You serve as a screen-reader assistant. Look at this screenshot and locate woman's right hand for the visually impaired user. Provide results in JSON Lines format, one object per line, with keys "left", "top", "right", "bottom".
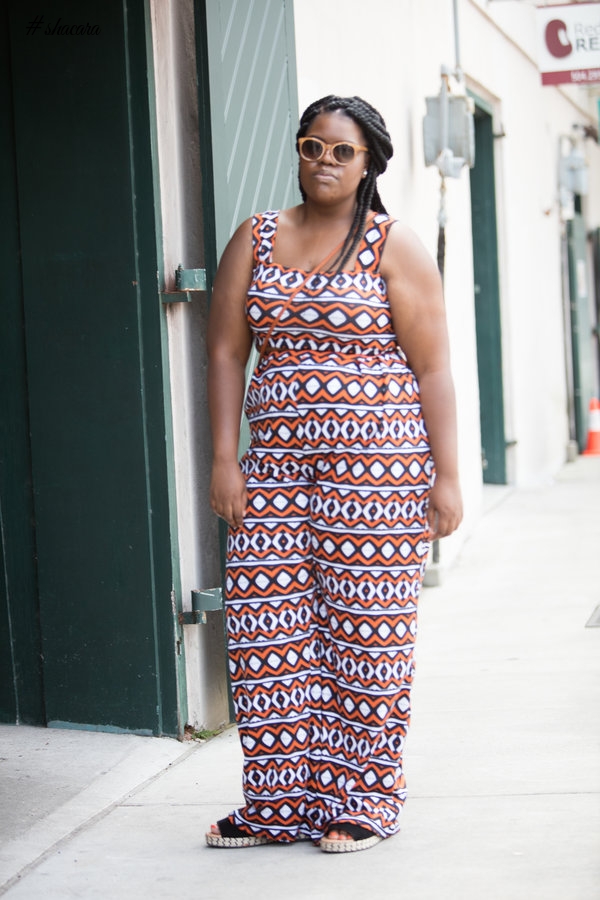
{"left": 210, "top": 459, "right": 248, "bottom": 528}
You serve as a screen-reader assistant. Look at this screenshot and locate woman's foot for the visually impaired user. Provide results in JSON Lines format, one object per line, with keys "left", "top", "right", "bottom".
{"left": 320, "top": 823, "right": 382, "bottom": 853}
{"left": 205, "top": 817, "right": 272, "bottom": 849}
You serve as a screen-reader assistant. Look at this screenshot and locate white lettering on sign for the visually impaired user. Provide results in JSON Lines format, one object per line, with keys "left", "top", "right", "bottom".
{"left": 537, "top": 2, "right": 600, "bottom": 85}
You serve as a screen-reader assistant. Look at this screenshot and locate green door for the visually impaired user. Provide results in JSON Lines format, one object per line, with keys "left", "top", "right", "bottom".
{"left": 1, "top": 0, "right": 180, "bottom": 734}
{"left": 194, "top": 0, "right": 300, "bottom": 571}
{"left": 197, "top": 0, "right": 300, "bottom": 262}
{"left": 0, "top": 20, "right": 44, "bottom": 724}
{"left": 470, "top": 107, "right": 507, "bottom": 484}
{"left": 567, "top": 215, "right": 597, "bottom": 450}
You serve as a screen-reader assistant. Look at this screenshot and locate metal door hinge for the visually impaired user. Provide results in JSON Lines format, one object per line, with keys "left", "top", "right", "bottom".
{"left": 175, "top": 266, "right": 206, "bottom": 291}
{"left": 179, "top": 588, "right": 223, "bottom": 625}
{"left": 161, "top": 266, "right": 207, "bottom": 303}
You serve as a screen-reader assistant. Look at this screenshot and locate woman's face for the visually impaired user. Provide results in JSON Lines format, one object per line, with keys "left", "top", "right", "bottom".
{"left": 299, "top": 110, "right": 369, "bottom": 206}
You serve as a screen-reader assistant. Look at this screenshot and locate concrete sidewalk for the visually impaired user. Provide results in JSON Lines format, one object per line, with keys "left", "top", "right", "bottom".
{"left": 1, "top": 457, "right": 599, "bottom": 899}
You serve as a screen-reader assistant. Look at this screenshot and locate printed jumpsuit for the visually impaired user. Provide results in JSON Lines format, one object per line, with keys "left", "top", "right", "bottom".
{"left": 224, "top": 210, "right": 433, "bottom": 843}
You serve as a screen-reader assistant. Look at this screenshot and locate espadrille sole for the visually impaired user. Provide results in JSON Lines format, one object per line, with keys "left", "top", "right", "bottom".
{"left": 205, "top": 831, "right": 271, "bottom": 849}
{"left": 319, "top": 834, "right": 382, "bottom": 853}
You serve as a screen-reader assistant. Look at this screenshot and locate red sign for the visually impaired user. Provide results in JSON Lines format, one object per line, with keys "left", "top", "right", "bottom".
{"left": 537, "top": 2, "right": 600, "bottom": 86}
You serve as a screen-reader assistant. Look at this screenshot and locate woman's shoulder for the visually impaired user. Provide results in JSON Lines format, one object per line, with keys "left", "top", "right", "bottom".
{"left": 253, "top": 206, "right": 305, "bottom": 242}
{"left": 232, "top": 209, "right": 280, "bottom": 235}
{"left": 381, "top": 220, "right": 441, "bottom": 282}
{"left": 372, "top": 210, "right": 394, "bottom": 223}
{"left": 228, "top": 211, "right": 279, "bottom": 245}
{"left": 369, "top": 211, "right": 397, "bottom": 241}
{"left": 383, "top": 219, "right": 427, "bottom": 251}
{"left": 252, "top": 209, "right": 280, "bottom": 223}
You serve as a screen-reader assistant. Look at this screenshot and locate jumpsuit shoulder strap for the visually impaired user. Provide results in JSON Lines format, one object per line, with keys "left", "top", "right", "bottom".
{"left": 356, "top": 213, "right": 396, "bottom": 272}
{"left": 251, "top": 210, "right": 280, "bottom": 266}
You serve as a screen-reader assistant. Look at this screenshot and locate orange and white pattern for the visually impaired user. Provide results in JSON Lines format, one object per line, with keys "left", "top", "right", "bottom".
{"left": 224, "top": 211, "right": 433, "bottom": 842}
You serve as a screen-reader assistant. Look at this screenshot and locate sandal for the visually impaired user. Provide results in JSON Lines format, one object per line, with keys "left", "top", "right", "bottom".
{"left": 205, "top": 816, "right": 272, "bottom": 849}
{"left": 320, "top": 822, "right": 382, "bottom": 854}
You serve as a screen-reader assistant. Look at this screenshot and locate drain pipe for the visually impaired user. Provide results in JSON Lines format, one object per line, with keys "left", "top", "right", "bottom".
{"left": 453, "top": 0, "right": 462, "bottom": 83}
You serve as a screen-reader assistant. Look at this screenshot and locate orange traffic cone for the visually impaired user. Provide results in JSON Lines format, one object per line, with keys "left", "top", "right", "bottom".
{"left": 583, "top": 397, "right": 600, "bottom": 456}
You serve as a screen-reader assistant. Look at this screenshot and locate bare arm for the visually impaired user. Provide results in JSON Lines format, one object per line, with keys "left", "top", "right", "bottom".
{"left": 206, "top": 218, "right": 254, "bottom": 527}
{"left": 382, "top": 223, "right": 463, "bottom": 539}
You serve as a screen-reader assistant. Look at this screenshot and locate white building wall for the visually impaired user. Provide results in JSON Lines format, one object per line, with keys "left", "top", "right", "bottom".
{"left": 147, "top": 0, "right": 600, "bottom": 725}
{"left": 460, "top": 0, "right": 600, "bottom": 484}
{"left": 294, "top": 0, "right": 483, "bottom": 568}
{"left": 293, "top": 0, "right": 600, "bottom": 559}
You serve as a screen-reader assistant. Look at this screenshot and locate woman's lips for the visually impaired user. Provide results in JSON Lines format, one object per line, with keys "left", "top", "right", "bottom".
{"left": 314, "top": 169, "right": 337, "bottom": 181}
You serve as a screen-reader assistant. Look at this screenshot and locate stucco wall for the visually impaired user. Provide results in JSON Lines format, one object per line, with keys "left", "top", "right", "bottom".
{"left": 294, "top": 0, "right": 482, "bottom": 567}
{"left": 293, "top": 0, "right": 600, "bottom": 554}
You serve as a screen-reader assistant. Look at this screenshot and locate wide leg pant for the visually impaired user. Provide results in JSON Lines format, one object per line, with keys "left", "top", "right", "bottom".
{"left": 224, "top": 442, "right": 432, "bottom": 843}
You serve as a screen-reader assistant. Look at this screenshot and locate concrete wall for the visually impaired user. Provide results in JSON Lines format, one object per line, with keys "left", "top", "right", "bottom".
{"left": 293, "top": 0, "right": 600, "bottom": 566}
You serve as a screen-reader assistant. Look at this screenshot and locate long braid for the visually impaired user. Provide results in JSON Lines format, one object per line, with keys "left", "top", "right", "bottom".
{"left": 296, "top": 95, "right": 394, "bottom": 271}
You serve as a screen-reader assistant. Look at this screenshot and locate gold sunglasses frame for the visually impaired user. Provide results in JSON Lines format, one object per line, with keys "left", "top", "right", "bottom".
{"left": 298, "top": 137, "right": 369, "bottom": 165}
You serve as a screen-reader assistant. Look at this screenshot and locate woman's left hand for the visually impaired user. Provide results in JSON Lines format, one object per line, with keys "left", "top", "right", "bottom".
{"left": 426, "top": 475, "right": 463, "bottom": 540}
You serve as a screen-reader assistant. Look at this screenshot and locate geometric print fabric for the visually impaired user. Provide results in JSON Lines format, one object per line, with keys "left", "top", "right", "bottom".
{"left": 224, "top": 211, "right": 433, "bottom": 842}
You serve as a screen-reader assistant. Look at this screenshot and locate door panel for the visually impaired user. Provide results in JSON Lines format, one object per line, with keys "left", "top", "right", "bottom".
{"left": 567, "top": 216, "right": 597, "bottom": 450}
{"left": 200, "top": 0, "right": 300, "bottom": 259}
{"left": 195, "top": 0, "right": 300, "bottom": 537}
{"left": 2, "top": 0, "right": 179, "bottom": 734}
{"left": 470, "top": 108, "right": 507, "bottom": 484}
{"left": 0, "top": 8, "right": 45, "bottom": 725}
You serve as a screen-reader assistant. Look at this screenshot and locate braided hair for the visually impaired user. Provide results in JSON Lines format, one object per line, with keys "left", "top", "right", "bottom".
{"left": 296, "top": 95, "right": 394, "bottom": 271}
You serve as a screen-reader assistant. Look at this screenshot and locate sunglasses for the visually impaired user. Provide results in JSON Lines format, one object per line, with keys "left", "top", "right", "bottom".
{"left": 298, "top": 136, "right": 368, "bottom": 165}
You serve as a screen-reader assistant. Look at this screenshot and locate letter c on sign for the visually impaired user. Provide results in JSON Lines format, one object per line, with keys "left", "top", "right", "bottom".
{"left": 545, "top": 19, "right": 572, "bottom": 58}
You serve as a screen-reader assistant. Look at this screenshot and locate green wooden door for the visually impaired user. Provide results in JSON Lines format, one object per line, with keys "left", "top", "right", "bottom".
{"left": 194, "top": 0, "right": 300, "bottom": 577}
{"left": 197, "top": 0, "right": 300, "bottom": 262}
{"left": 0, "top": 16, "right": 44, "bottom": 724}
{"left": 470, "top": 107, "right": 507, "bottom": 484}
{"left": 1, "top": 0, "right": 180, "bottom": 734}
{"left": 567, "top": 215, "right": 597, "bottom": 450}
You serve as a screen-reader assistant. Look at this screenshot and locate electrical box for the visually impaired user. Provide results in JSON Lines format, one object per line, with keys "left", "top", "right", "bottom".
{"left": 559, "top": 147, "right": 589, "bottom": 196}
{"left": 423, "top": 93, "right": 475, "bottom": 174}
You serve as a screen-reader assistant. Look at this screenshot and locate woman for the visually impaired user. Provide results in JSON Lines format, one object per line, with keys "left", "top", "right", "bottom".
{"left": 206, "top": 95, "right": 462, "bottom": 853}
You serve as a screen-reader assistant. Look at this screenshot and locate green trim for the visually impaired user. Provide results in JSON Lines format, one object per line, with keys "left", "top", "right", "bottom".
{"left": 467, "top": 88, "right": 494, "bottom": 119}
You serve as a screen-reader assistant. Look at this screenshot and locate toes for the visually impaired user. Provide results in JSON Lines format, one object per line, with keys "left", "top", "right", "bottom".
{"left": 326, "top": 829, "right": 352, "bottom": 841}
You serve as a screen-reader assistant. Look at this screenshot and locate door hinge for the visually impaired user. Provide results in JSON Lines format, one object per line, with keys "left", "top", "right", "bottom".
{"left": 179, "top": 588, "right": 223, "bottom": 625}
{"left": 161, "top": 266, "right": 207, "bottom": 303}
